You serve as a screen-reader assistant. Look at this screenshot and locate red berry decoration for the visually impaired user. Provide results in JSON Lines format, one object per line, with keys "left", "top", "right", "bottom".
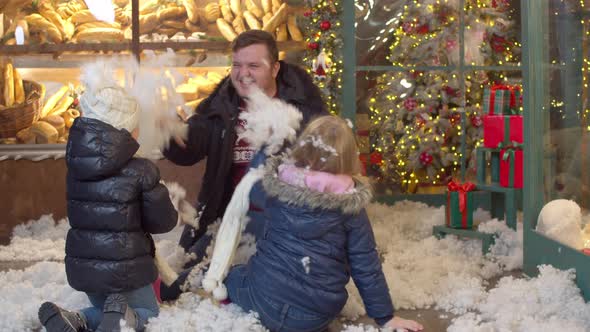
{"left": 404, "top": 97, "right": 418, "bottom": 111}
{"left": 320, "top": 20, "right": 331, "bottom": 31}
{"left": 307, "top": 42, "right": 319, "bottom": 50}
{"left": 470, "top": 115, "right": 483, "bottom": 127}
{"left": 303, "top": 11, "right": 313, "bottom": 17}
{"left": 419, "top": 152, "right": 433, "bottom": 166}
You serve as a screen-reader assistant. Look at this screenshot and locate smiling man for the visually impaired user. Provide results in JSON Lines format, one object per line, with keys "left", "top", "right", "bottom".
{"left": 163, "top": 30, "right": 327, "bottom": 259}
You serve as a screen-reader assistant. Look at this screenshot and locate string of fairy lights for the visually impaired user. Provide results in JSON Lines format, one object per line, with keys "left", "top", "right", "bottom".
{"left": 368, "top": 0, "right": 521, "bottom": 191}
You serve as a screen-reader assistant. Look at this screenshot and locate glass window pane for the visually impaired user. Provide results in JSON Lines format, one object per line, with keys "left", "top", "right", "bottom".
{"left": 542, "top": 0, "right": 590, "bottom": 249}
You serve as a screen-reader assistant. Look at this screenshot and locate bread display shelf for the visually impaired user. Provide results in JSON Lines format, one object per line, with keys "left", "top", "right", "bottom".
{"left": 0, "top": 143, "right": 66, "bottom": 161}
{"left": 0, "top": 40, "right": 305, "bottom": 55}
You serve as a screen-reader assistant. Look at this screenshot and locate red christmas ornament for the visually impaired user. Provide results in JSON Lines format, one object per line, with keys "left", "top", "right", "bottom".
{"left": 450, "top": 112, "right": 462, "bottom": 125}
{"left": 404, "top": 97, "right": 418, "bottom": 111}
{"left": 470, "top": 115, "right": 483, "bottom": 127}
{"left": 491, "top": 34, "right": 508, "bottom": 53}
{"left": 307, "top": 42, "right": 319, "bottom": 50}
{"left": 303, "top": 10, "right": 313, "bottom": 17}
{"left": 369, "top": 151, "right": 383, "bottom": 165}
{"left": 419, "top": 152, "right": 433, "bottom": 166}
{"left": 417, "top": 24, "right": 429, "bottom": 34}
{"left": 443, "top": 86, "right": 459, "bottom": 98}
{"left": 320, "top": 20, "right": 331, "bottom": 31}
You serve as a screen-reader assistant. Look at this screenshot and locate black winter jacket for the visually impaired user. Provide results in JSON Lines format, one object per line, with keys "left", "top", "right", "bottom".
{"left": 65, "top": 117, "right": 177, "bottom": 294}
{"left": 163, "top": 61, "right": 327, "bottom": 251}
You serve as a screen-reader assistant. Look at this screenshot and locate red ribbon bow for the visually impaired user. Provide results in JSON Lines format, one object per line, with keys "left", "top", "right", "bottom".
{"left": 447, "top": 180, "right": 476, "bottom": 213}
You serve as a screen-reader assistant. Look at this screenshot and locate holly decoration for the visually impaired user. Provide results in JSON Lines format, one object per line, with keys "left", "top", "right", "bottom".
{"left": 419, "top": 152, "right": 434, "bottom": 166}
{"left": 320, "top": 20, "right": 331, "bottom": 31}
{"left": 307, "top": 42, "right": 319, "bottom": 50}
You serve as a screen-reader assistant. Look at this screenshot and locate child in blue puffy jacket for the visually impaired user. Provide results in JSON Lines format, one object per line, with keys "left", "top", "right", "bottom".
{"left": 224, "top": 115, "right": 423, "bottom": 332}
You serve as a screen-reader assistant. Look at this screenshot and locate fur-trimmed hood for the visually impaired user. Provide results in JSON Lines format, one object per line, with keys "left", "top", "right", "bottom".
{"left": 261, "top": 156, "right": 373, "bottom": 215}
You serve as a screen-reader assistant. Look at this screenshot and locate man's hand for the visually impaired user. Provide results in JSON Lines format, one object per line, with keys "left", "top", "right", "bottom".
{"left": 385, "top": 316, "right": 424, "bottom": 331}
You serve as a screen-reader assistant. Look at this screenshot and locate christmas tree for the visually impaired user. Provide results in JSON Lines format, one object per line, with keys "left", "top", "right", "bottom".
{"left": 370, "top": 0, "right": 520, "bottom": 192}
{"left": 302, "top": 0, "right": 342, "bottom": 114}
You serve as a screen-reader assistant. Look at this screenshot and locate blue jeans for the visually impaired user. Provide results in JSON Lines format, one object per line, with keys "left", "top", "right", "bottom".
{"left": 225, "top": 265, "right": 332, "bottom": 332}
{"left": 80, "top": 284, "right": 159, "bottom": 331}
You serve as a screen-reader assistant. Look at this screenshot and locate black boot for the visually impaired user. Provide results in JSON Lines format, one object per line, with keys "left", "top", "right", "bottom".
{"left": 38, "top": 302, "right": 87, "bottom": 332}
{"left": 96, "top": 294, "right": 128, "bottom": 332}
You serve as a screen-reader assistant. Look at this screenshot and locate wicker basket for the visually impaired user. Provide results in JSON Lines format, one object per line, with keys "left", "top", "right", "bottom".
{"left": 0, "top": 80, "right": 42, "bottom": 139}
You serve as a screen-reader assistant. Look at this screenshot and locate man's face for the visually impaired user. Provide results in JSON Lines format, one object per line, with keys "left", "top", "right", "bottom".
{"left": 230, "top": 44, "right": 280, "bottom": 98}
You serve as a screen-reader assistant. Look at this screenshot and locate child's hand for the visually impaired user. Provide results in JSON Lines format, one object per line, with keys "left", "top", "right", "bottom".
{"left": 385, "top": 316, "right": 424, "bottom": 331}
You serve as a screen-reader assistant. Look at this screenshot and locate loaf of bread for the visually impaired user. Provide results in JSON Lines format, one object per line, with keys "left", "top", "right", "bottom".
{"left": 219, "top": 0, "right": 234, "bottom": 22}
{"left": 182, "top": 0, "right": 199, "bottom": 24}
{"left": 245, "top": 0, "right": 264, "bottom": 19}
{"left": 76, "top": 21, "right": 122, "bottom": 32}
{"left": 261, "top": 0, "right": 272, "bottom": 14}
{"left": 262, "top": 3, "right": 287, "bottom": 33}
{"left": 230, "top": 0, "right": 242, "bottom": 17}
{"left": 232, "top": 15, "right": 246, "bottom": 34}
{"left": 74, "top": 28, "right": 124, "bottom": 42}
{"left": 41, "top": 115, "right": 66, "bottom": 136}
{"left": 3, "top": 61, "right": 14, "bottom": 107}
{"left": 139, "top": 13, "right": 159, "bottom": 34}
{"left": 25, "top": 14, "right": 63, "bottom": 43}
{"left": 16, "top": 127, "right": 36, "bottom": 144}
{"left": 216, "top": 18, "right": 237, "bottom": 42}
{"left": 276, "top": 23, "right": 288, "bottom": 41}
{"left": 162, "top": 20, "right": 185, "bottom": 30}
{"left": 39, "top": 2, "right": 67, "bottom": 39}
{"left": 243, "top": 11, "right": 261, "bottom": 30}
{"left": 30, "top": 121, "right": 59, "bottom": 144}
{"left": 13, "top": 65, "right": 24, "bottom": 104}
{"left": 287, "top": 16, "right": 303, "bottom": 41}
{"left": 70, "top": 10, "right": 98, "bottom": 24}
{"left": 157, "top": 7, "right": 187, "bottom": 22}
{"left": 204, "top": 3, "right": 221, "bottom": 23}
{"left": 184, "top": 19, "right": 200, "bottom": 32}
{"left": 272, "top": 0, "right": 282, "bottom": 13}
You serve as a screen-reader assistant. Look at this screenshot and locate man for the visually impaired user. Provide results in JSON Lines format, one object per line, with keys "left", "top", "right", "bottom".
{"left": 164, "top": 30, "right": 327, "bottom": 256}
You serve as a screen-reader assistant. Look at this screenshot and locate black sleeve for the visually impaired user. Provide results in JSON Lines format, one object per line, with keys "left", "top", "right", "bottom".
{"left": 138, "top": 161, "right": 178, "bottom": 234}
{"left": 162, "top": 111, "right": 212, "bottom": 166}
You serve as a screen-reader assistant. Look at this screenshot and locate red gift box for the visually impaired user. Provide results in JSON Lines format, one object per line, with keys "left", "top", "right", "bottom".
{"left": 483, "top": 115, "right": 523, "bottom": 148}
{"left": 500, "top": 148, "right": 523, "bottom": 188}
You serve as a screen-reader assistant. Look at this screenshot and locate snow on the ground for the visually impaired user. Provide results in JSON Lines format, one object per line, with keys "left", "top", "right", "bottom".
{"left": 0, "top": 194, "right": 588, "bottom": 331}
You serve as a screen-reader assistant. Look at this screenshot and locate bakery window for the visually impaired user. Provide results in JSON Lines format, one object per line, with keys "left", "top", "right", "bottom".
{"left": 0, "top": 0, "right": 306, "bottom": 159}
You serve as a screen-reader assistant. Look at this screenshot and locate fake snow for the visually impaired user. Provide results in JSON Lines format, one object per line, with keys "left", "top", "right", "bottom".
{"left": 0, "top": 194, "right": 589, "bottom": 331}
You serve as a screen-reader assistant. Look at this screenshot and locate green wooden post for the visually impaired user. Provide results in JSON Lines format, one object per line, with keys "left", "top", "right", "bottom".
{"left": 341, "top": 0, "right": 355, "bottom": 123}
{"left": 477, "top": 148, "right": 486, "bottom": 183}
{"left": 490, "top": 151, "right": 500, "bottom": 183}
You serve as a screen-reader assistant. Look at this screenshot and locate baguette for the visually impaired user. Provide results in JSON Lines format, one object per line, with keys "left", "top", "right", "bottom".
{"left": 63, "top": 20, "right": 75, "bottom": 40}
{"left": 204, "top": 3, "right": 221, "bottom": 23}
{"left": 182, "top": 0, "right": 199, "bottom": 24}
{"left": 262, "top": 3, "right": 287, "bottom": 33}
{"left": 219, "top": 0, "right": 234, "bottom": 22}
{"left": 3, "top": 61, "right": 14, "bottom": 107}
{"left": 40, "top": 86, "right": 69, "bottom": 118}
{"left": 276, "top": 23, "right": 287, "bottom": 41}
{"left": 74, "top": 27, "right": 124, "bottom": 42}
{"left": 245, "top": 0, "right": 264, "bottom": 19}
{"left": 261, "top": 0, "right": 271, "bottom": 14}
{"left": 70, "top": 10, "right": 97, "bottom": 24}
{"left": 286, "top": 15, "right": 302, "bottom": 41}
{"left": 157, "top": 7, "right": 187, "bottom": 22}
{"left": 232, "top": 15, "right": 246, "bottom": 34}
{"left": 230, "top": 0, "right": 241, "bottom": 17}
{"left": 39, "top": 2, "right": 67, "bottom": 38}
{"left": 216, "top": 18, "right": 237, "bottom": 41}
{"left": 271, "top": 0, "right": 281, "bottom": 13}
{"left": 25, "top": 14, "right": 63, "bottom": 43}
{"left": 243, "top": 11, "right": 261, "bottom": 30}
{"left": 13, "top": 65, "right": 24, "bottom": 104}
{"left": 262, "top": 12, "right": 272, "bottom": 28}
{"left": 47, "top": 96, "right": 74, "bottom": 117}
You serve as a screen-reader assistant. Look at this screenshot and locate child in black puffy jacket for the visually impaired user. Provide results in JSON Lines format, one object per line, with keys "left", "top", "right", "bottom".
{"left": 38, "top": 81, "right": 177, "bottom": 332}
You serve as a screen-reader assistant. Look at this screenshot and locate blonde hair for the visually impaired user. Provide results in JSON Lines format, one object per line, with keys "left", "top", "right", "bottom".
{"left": 290, "top": 115, "right": 361, "bottom": 175}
